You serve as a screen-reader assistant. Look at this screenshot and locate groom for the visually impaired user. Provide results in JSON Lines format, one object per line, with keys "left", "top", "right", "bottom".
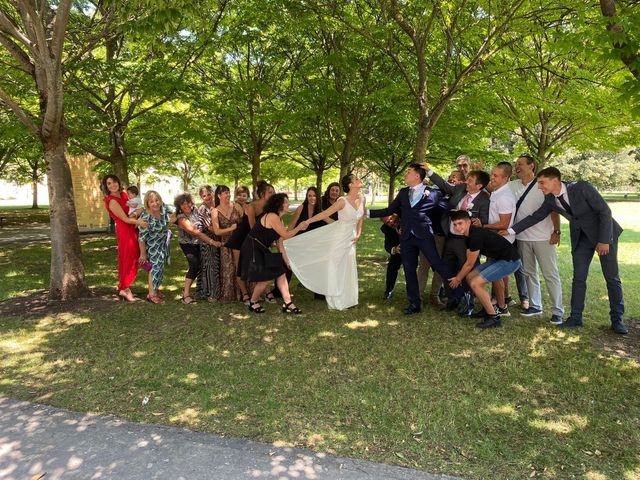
{"left": 370, "top": 163, "right": 463, "bottom": 314}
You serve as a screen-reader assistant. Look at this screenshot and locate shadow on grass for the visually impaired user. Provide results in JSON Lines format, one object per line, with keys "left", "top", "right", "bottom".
{"left": 0, "top": 221, "right": 639, "bottom": 479}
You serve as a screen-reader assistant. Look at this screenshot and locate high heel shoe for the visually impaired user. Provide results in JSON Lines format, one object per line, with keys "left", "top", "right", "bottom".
{"left": 282, "top": 302, "right": 302, "bottom": 314}
{"left": 118, "top": 290, "right": 136, "bottom": 302}
{"left": 241, "top": 293, "right": 251, "bottom": 306}
{"left": 248, "top": 300, "right": 265, "bottom": 313}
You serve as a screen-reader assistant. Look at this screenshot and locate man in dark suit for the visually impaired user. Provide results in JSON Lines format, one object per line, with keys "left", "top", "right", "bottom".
{"left": 505, "top": 167, "right": 627, "bottom": 334}
{"left": 370, "top": 163, "right": 462, "bottom": 314}
{"left": 426, "top": 167, "right": 491, "bottom": 313}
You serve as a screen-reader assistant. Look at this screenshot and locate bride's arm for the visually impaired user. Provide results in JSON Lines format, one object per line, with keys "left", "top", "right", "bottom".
{"left": 306, "top": 197, "right": 345, "bottom": 225}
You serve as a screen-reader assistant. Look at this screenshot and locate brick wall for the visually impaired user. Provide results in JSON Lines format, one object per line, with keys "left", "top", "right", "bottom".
{"left": 68, "top": 154, "right": 109, "bottom": 230}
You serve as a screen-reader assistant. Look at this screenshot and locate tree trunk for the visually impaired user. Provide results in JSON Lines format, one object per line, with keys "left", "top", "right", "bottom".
{"left": 251, "top": 149, "right": 261, "bottom": 195}
{"left": 388, "top": 171, "right": 396, "bottom": 205}
{"left": 413, "top": 106, "right": 431, "bottom": 163}
{"left": 293, "top": 177, "right": 298, "bottom": 201}
{"left": 31, "top": 164, "right": 38, "bottom": 209}
{"left": 111, "top": 126, "right": 129, "bottom": 186}
{"left": 315, "top": 169, "right": 323, "bottom": 193}
{"left": 45, "top": 139, "right": 88, "bottom": 301}
{"left": 600, "top": 0, "right": 640, "bottom": 79}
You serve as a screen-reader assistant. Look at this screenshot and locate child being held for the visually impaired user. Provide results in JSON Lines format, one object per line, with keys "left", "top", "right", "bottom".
{"left": 126, "top": 185, "right": 143, "bottom": 217}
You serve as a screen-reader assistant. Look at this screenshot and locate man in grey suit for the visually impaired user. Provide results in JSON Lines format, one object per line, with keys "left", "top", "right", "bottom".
{"left": 426, "top": 167, "right": 491, "bottom": 313}
{"left": 505, "top": 167, "right": 627, "bottom": 334}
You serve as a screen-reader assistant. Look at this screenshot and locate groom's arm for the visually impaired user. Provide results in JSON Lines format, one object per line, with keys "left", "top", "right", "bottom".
{"left": 369, "top": 191, "right": 402, "bottom": 219}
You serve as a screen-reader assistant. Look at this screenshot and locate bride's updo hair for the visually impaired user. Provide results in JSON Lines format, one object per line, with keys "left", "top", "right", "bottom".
{"left": 341, "top": 173, "right": 355, "bottom": 193}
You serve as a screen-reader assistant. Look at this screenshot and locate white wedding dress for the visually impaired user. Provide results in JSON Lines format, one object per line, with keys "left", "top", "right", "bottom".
{"left": 284, "top": 196, "right": 363, "bottom": 310}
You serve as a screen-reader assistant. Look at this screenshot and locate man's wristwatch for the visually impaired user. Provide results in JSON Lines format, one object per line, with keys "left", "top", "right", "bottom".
{"left": 553, "top": 229, "right": 561, "bottom": 235}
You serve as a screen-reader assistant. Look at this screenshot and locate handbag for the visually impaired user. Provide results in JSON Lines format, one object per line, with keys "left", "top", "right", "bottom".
{"left": 249, "top": 235, "right": 283, "bottom": 269}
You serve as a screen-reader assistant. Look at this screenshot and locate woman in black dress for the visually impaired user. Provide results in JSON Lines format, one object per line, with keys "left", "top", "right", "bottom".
{"left": 288, "top": 187, "right": 327, "bottom": 233}
{"left": 226, "top": 181, "right": 274, "bottom": 303}
{"left": 239, "top": 193, "right": 307, "bottom": 314}
{"left": 321, "top": 182, "right": 341, "bottom": 222}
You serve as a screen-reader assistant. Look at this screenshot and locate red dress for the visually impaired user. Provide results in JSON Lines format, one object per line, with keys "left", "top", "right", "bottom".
{"left": 105, "top": 192, "right": 139, "bottom": 290}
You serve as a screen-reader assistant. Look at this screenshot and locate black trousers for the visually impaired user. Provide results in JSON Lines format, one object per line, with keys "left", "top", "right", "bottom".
{"left": 402, "top": 233, "right": 461, "bottom": 308}
{"left": 385, "top": 253, "right": 403, "bottom": 294}
{"left": 180, "top": 243, "right": 201, "bottom": 280}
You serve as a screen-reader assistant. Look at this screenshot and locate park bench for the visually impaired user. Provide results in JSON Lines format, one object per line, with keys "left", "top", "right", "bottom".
{"left": 0, "top": 215, "right": 6, "bottom": 228}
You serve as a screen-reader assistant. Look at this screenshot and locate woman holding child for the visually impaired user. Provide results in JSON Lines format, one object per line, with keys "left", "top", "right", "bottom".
{"left": 102, "top": 174, "right": 148, "bottom": 302}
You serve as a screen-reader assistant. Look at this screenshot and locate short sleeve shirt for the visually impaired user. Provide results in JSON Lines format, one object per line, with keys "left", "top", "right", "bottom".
{"left": 489, "top": 183, "right": 516, "bottom": 243}
{"left": 468, "top": 226, "right": 520, "bottom": 261}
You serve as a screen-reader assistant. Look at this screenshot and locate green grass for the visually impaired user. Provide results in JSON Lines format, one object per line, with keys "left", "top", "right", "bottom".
{"left": 0, "top": 204, "right": 639, "bottom": 479}
{"left": 0, "top": 205, "right": 50, "bottom": 225}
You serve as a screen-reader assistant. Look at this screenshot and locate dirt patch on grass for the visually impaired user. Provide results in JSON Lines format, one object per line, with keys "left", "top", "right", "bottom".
{"left": 0, "top": 288, "right": 120, "bottom": 318}
{"left": 594, "top": 318, "right": 640, "bottom": 362}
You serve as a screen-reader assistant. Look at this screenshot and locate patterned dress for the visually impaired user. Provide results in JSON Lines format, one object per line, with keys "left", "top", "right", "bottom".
{"left": 197, "top": 203, "right": 221, "bottom": 300}
{"left": 138, "top": 205, "right": 172, "bottom": 291}
{"left": 216, "top": 205, "right": 242, "bottom": 302}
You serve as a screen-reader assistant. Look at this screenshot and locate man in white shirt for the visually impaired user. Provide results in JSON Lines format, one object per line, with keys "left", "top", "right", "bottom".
{"left": 472, "top": 162, "right": 518, "bottom": 316}
{"left": 508, "top": 154, "right": 564, "bottom": 324}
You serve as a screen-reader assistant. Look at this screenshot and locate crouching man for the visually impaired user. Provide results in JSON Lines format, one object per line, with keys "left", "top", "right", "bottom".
{"left": 447, "top": 210, "right": 522, "bottom": 329}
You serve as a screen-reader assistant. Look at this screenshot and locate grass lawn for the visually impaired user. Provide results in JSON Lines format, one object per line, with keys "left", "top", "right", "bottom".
{"left": 0, "top": 203, "right": 639, "bottom": 479}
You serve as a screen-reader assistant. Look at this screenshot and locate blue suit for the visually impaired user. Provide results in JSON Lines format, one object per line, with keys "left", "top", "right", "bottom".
{"left": 370, "top": 186, "right": 461, "bottom": 308}
{"left": 512, "top": 181, "right": 624, "bottom": 324}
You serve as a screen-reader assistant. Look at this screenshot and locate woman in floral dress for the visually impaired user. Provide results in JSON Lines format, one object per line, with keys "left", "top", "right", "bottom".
{"left": 138, "top": 191, "right": 174, "bottom": 303}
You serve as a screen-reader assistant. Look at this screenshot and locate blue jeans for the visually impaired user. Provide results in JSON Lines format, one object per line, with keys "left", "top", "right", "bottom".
{"left": 570, "top": 232, "right": 624, "bottom": 324}
{"left": 476, "top": 259, "right": 522, "bottom": 283}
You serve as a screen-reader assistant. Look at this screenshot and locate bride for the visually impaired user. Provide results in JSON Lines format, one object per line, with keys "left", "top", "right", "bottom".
{"left": 283, "top": 173, "right": 365, "bottom": 310}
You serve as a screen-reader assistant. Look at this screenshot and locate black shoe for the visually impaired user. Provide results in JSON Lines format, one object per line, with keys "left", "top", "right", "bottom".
{"left": 559, "top": 318, "right": 583, "bottom": 328}
{"left": 403, "top": 304, "right": 421, "bottom": 315}
{"left": 477, "top": 314, "right": 501, "bottom": 329}
{"left": 470, "top": 308, "right": 488, "bottom": 319}
{"left": 612, "top": 321, "right": 629, "bottom": 335}
{"left": 383, "top": 291, "right": 393, "bottom": 300}
{"left": 496, "top": 305, "right": 511, "bottom": 317}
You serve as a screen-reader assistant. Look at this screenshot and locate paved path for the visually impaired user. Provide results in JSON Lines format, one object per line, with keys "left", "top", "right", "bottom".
{"left": 0, "top": 397, "right": 460, "bottom": 480}
{"left": 0, "top": 225, "right": 50, "bottom": 245}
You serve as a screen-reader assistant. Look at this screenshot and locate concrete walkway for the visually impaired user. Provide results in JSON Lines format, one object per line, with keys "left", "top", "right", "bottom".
{"left": 0, "top": 397, "right": 460, "bottom": 480}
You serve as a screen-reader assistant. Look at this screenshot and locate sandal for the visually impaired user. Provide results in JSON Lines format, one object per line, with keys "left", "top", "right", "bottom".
{"left": 181, "top": 296, "right": 197, "bottom": 304}
{"left": 146, "top": 294, "right": 164, "bottom": 304}
{"left": 264, "top": 292, "right": 277, "bottom": 303}
{"left": 248, "top": 300, "right": 265, "bottom": 313}
{"left": 282, "top": 301, "right": 302, "bottom": 314}
{"left": 241, "top": 293, "right": 251, "bottom": 306}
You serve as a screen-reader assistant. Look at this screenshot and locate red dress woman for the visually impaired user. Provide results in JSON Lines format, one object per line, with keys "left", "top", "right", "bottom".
{"left": 102, "top": 175, "right": 148, "bottom": 301}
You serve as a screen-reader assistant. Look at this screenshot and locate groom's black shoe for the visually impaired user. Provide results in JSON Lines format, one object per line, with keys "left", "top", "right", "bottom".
{"left": 403, "top": 304, "right": 421, "bottom": 315}
{"left": 383, "top": 290, "right": 393, "bottom": 300}
{"left": 611, "top": 320, "right": 629, "bottom": 335}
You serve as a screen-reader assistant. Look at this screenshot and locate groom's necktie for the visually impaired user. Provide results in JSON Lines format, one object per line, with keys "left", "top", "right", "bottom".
{"left": 408, "top": 187, "right": 414, "bottom": 204}
{"left": 557, "top": 194, "right": 573, "bottom": 216}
